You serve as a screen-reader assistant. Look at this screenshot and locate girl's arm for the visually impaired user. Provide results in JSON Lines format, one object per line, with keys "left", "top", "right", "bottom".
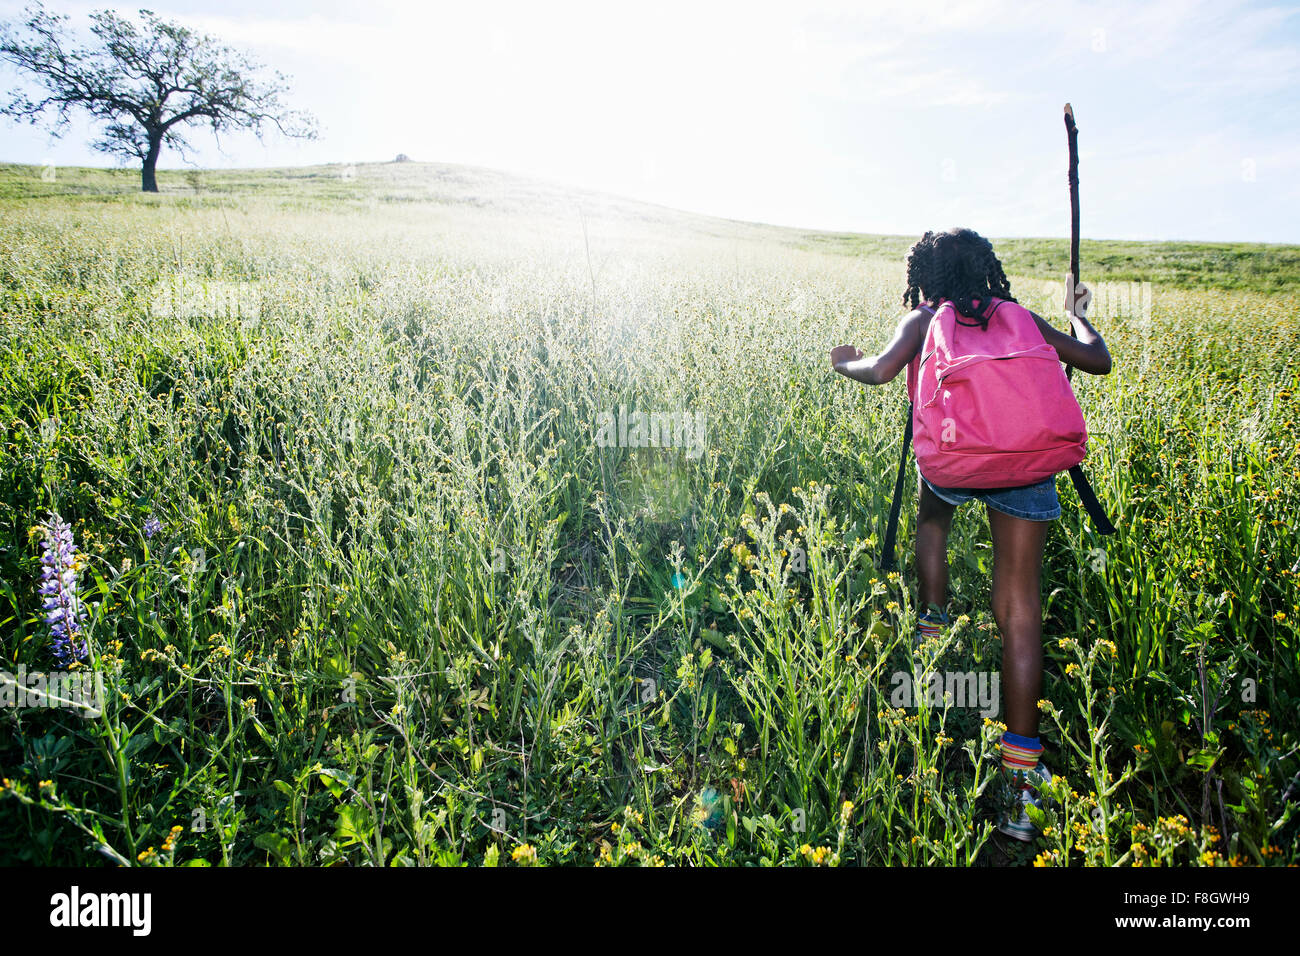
{"left": 831, "top": 308, "right": 929, "bottom": 385}
{"left": 1029, "top": 281, "right": 1112, "bottom": 375}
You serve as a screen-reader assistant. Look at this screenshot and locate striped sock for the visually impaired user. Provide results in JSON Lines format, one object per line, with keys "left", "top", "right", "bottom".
{"left": 915, "top": 606, "right": 948, "bottom": 643}
{"left": 1000, "top": 731, "right": 1043, "bottom": 789}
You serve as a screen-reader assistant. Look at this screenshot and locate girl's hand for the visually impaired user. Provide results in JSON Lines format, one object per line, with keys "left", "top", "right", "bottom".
{"left": 1066, "top": 278, "right": 1092, "bottom": 320}
{"left": 1032, "top": 281, "right": 1112, "bottom": 374}
{"left": 834, "top": 310, "right": 927, "bottom": 386}
{"left": 830, "top": 344, "right": 862, "bottom": 374}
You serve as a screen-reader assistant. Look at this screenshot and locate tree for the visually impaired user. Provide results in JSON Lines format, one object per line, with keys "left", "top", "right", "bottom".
{"left": 1, "top": 3, "right": 317, "bottom": 192}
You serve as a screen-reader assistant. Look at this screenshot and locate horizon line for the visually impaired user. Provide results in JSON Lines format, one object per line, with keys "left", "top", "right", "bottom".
{"left": 1, "top": 158, "right": 1294, "bottom": 250}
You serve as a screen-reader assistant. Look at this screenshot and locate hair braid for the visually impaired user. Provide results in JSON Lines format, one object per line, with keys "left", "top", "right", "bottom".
{"left": 902, "top": 230, "right": 937, "bottom": 311}
{"left": 901, "top": 227, "right": 1016, "bottom": 330}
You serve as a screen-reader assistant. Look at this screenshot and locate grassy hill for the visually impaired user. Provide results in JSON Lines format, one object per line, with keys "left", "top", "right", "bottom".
{"left": 2, "top": 160, "right": 1296, "bottom": 293}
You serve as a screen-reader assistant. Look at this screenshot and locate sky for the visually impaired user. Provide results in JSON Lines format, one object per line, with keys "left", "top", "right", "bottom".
{"left": 1, "top": 0, "right": 1298, "bottom": 242}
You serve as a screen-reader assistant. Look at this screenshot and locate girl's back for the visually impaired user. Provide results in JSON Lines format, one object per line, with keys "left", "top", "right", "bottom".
{"left": 908, "top": 296, "right": 1089, "bottom": 489}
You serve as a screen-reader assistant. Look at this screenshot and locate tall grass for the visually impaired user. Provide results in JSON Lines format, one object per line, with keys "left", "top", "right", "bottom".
{"left": 0, "top": 168, "right": 1296, "bottom": 865}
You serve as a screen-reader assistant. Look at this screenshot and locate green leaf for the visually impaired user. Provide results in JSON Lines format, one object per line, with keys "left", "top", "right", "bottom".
{"left": 701, "top": 626, "right": 729, "bottom": 652}
{"left": 254, "top": 832, "right": 292, "bottom": 864}
{"left": 322, "top": 655, "right": 349, "bottom": 680}
{"left": 318, "top": 769, "right": 350, "bottom": 799}
{"left": 335, "top": 804, "right": 368, "bottom": 845}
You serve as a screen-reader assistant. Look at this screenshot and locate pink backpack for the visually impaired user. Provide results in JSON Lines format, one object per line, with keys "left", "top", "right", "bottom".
{"left": 879, "top": 296, "right": 1115, "bottom": 569}
{"left": 908, "top": 296, "right": 1087, "bottom": 488}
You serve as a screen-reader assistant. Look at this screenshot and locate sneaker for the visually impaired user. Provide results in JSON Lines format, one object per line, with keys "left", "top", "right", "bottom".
{"left": 997, "top": 761, "right": 1052, "bottom": 842}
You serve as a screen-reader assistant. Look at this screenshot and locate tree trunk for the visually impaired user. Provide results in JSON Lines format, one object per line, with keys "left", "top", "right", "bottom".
{"left": 141, "top": 132, "right": 162, "bottom": 192}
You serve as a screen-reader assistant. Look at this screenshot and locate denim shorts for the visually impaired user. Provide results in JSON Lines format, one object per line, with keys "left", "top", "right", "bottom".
{"left": 919, "top": 467, "right": 1061, "bottom": 521}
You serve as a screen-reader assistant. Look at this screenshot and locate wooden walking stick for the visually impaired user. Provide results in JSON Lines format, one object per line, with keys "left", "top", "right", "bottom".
{"left": 1060, "top": 102, "right": 1117, "bottom": 535}
{"left": 1063, "top": 103, "right": 1081, "bottom": 381}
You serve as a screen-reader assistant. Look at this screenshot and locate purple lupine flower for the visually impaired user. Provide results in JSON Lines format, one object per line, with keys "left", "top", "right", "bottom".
{"left": 144, "top": 515, "right": 162, "bottom": 539}
{"left": 39, "top": 512, "right": 88, "bottom": 665}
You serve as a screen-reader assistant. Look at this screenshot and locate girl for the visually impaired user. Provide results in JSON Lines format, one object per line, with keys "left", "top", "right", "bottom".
{"left": 829, "top": 227, "right": 1112, "bottom": 841}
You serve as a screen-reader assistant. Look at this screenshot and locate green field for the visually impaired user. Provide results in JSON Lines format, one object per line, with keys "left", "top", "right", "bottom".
{"left": 0, "top": 160, "right": 1296, "bottom": 866}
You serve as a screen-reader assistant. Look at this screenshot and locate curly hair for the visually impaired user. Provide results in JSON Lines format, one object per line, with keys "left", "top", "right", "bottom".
{"left": 901, "top": 227, "right": 1016, "bottom": 329}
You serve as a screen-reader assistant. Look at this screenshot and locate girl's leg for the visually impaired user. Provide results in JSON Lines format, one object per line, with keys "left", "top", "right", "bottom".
{"left": 986, "top": 506, "right": 1049, "bottom": 737}
{"left": 916, "top": 482, "right": 955, "bottom": 611}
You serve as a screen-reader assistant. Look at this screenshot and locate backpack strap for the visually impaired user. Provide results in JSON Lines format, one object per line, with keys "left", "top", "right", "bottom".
{"left": 880, "top": 303, "right": 937, "bottom": 569}
{"left": 1068, "top": 464, "right": 1117, "bottom": 535}
{"left": 878, "top": 401, "right": 914, "bottom": 570}
{"left": 969, "top": 296, "right": 1002, "bottom": 327}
